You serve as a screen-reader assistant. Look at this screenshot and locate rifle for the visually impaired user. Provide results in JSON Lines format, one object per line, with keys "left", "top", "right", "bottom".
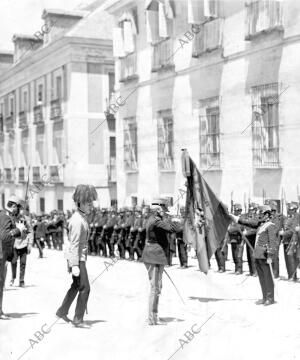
{"left": 230, "top": 191, "right": 234, "bottom": 213}
{"left": 243, "top": 192, "right": 247, "bottom": 214}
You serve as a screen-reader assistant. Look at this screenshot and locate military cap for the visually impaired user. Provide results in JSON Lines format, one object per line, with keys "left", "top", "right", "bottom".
{"left": 249, "top": 202, "right": 258, "bottom": 210}
{"left": 260, "top": 205, "right": 272, "bottom": 214}
{"left": 234, "top": 203, "right": 242, "bottom": 210}
{"left": 288, "top": 202, "right": 298, "bottom": 210}
{"left": 7, "top": 194, "right": 22, "bottom": 207}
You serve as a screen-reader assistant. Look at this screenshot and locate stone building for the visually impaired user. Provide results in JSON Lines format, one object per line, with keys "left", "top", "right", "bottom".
{"left": 0, "top": 4, "right": 116, "bottom": 212}
{"left": 105, "top": 0, "right": 300, "bottom": 207}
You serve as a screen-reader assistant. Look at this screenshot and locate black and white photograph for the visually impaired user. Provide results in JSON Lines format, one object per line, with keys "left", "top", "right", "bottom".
{"left": 0, "top": 0, "right": 300, "bottom": 359}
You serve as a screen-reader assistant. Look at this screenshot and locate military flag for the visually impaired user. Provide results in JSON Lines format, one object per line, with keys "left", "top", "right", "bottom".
{"left": 181, "top": 149, "right": 231, "bottom": 273}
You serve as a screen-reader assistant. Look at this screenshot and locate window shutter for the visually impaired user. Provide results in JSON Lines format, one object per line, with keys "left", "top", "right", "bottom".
{"left": 158, "top": 2, "right": 168, "bottom": 38}
{"left": 123, "top": 20, "right": 135, "bottom": 53}
{"left": 112, "top": 27, "right": 125, "bottom": 57}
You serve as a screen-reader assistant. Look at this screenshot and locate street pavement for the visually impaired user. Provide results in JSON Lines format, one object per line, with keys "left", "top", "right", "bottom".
{"left": 1, "top": 246, "right": 300, "bottom": 360}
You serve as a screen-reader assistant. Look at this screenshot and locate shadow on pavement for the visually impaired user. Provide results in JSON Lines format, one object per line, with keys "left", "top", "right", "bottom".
{"left": 189, "top": 296, "right": 256, "bottom": 302}
{"left": 160, "top": 317, "right": 184, "bottom": 323}
{"left": 7, "top": 312, "right": 39, "bottom": 318}
{"left": 84, "top": 319, "right": 107, "bottom": 326}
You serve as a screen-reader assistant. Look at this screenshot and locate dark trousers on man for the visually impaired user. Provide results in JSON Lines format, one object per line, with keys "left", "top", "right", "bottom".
{"left": 0, "top": 257, "right": 6, "bottom": 315}
{"left": 255, "top": 259, "right": 274, "bottom": 301}
{"left": 45, "top": 234, "right": 52, "bottom": 249}
{"left": 177, "top": 239, "right": 188, "bottom": 267}
{"left": 246, "top": 236, "right": 257, "bottom": 276}
{"left": 11, "top": 247, "right": 27, "bottom": 284}
{"left": 35, "top": 238, "right": 44, "bottom": 258}
{"left": 231, "top": 243, "right": 243, "bottom": 273}
{"left": 284, "top": 243, "right": 297, "bottom": 280}
{"left": 215, "top": 247, "right": 226, "bottom": 271}
{"left": 57, "top": 261, "right": 90, "bottom": 322}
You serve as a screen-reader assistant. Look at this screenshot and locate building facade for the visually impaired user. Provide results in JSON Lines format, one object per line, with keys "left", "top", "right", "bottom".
{"left": 0, "top": 5, "right": 117, "bottom": 212}
{"left": 105, "top": 0, "right": 300, "bottom": 208}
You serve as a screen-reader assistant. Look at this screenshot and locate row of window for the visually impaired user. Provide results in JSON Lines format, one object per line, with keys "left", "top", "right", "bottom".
{"left": 115, "top": 0, "right": 283, "bottom": 81}
{"left": 0, "top": 165, "right": 62, "bottom": 184}
{"left": 0, "top": 74, "right": 64, "bottom": 128}
{"left": 124, "top": 83, "right": 280, "bottom": 171}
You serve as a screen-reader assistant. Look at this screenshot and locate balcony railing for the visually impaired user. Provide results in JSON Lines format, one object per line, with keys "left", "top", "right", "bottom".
{"left": 253, "top": 147, "right": 280, "bottom": 168}
{"left": 32, "top": 166, "right": 41, "bottom": 183}
{"left": 33, "top": 105, "right": 44, "bottom": 125}
{"left": 5, "top": 115, "right": 14, "bottom": 132}
{"left": 105, "top": 93, "right": 116, "bottom": 131}
{"left": 50, "top": 99, "right": 63, "bottom": 121}
{"left": 245, "top": 1, "right": 283, "bottom": 40}
{"left": 120, "top": 53, "right": 138, "bottom": 82}
{"left": 19, "top": 167, "right": 25, "bottom": 183}
{"left": 19, "top": 111, "right": 28, "bottom": 129}
{"left": 152, "top": 39, "right": 174, "bottom": 72}
{"left": 49, "top": 165, "right": 63, "bottom": 183}
{"left": 192, "top": 18, "right": 224, "bottom": 57}
{"left": 108, "top": 158, "right": 116, "bottom": 182}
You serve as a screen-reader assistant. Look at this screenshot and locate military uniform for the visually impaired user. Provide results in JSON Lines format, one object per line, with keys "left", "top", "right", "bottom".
{"left": 243, "top": 205, "right": 259, "bottom": 276}
{"left": 124, "top": 210, "right": 135, "bottom": 260}
{"left": 227, "top": 222, "right": 244, "bottom": 274}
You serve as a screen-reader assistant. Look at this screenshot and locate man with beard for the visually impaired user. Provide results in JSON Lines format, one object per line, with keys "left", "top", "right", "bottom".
{"left": 0, "top": 195, "right": 27, "bottom": 319}
{"left": 56, "top": 184, "right": 98, "bottom": 328}
{"left": 142, "top": 199, "right": 176, "bottom": 325}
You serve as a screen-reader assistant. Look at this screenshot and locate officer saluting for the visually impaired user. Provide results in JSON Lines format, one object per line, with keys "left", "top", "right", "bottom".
{"left": 142, "top": 199, "right": 176, "bottom": 325}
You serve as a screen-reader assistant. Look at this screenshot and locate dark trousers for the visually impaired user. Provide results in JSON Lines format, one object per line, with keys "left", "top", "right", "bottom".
{"left": 35, "top": 238, "right": 44, "bottom": 258}
{"left": 177, "top": 240, "right": 188, "bottom": 267}
{"left": 284, "top": 243, "right": 297, "bottom": 279}
{"left": 255, "top": 259, "right": 274, "bottom": 301}
{"left": 215, "top": 247, "right": 226, "bottom": 271}
{"left": 117, "top": 240, "right": 125, "bottom": 259}
{"left": 57, "top": 261, "right": 90, "bottom": 322}
{"left": 272, "top": 252, "right": 280, "bottom": 279}
{"left": 52, "top": 233, "right": 58, "bottom": 250}
{"left": 45, "top": 234, "right": 52, "bottom": 249}
{"left": 57, "top": 232, "right": 64, "bottom": 251}
{"left": 231, "top": 243, "right": 243, "bottom": 273}
{"left": 11, "top": 247, "right": 27, "bottom": 283}
{"left": 246, "top": 236, "right": 257, "bottom": 275}
{"left": 0, "top": 257, "right": 6, "bottom": 314}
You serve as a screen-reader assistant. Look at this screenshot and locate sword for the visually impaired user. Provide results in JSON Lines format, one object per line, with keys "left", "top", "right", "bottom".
{"left": 163, "top": 268, "right": 186, "bottom": 305}
{"left": 267, "top": 258, "right": 279, "bottom": 299}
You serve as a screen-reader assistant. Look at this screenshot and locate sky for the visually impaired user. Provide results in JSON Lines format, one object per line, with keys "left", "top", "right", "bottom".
{"left": 0, "top": 0, "right": 95, "bottom": 51}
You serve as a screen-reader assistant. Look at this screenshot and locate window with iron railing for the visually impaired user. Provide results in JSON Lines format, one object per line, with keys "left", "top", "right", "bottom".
{"left": 19, "top": 167, "right": 25, "bottom": 182}
{"left": 251, "top": 83, "right": 280, "bottom": 168}
{"left": 245, "top": 0, "right": 283, "bottom": 40}
{"left": 192, "top": 18, "right": 224, "bottom": 57}
{"left": 32, "top": 166, "right": 41, "bottom": 182}
{"left": 199, "top": 106, "right": 221, "bottom": 169}
{"left": 152, "top": 38, "right": 174, "bottom": 71}
{"left": 124, "top": 117, "right": 138, "bottom": 171}
{"left": 33, "top": 104, "right": 43, "bottom": 125}
{"left": 50, "top": 99, "right": 62, "bottom": 121}
{"left": 157, "top": 113, "right": 174, "bottom": 170}
{"left": 50, "top": 165, "right": 62, "bottom": 182}
{"left": 5, "top": 168, "right": 12, "bottom": 182}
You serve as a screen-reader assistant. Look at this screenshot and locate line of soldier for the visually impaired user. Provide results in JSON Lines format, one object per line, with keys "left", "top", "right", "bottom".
{"left": 215, "top": 200, "right": 300, "bottom": 281}
{"left": 86, "top": 206, "right": 188, "bottom": 268}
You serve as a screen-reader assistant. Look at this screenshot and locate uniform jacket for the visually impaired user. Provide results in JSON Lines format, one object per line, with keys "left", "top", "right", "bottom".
{"left": 14, "top": 214, "right": 33, "bottom": 250}
{"left": 238, "top": 218, "right": 278, "bottom": 259}
{"left": 282, "top": 215, "right": 298, "bottom": 244}
{"left": 35, "top": 221, "right": 46, "bottom": 239}
{"left": 227, "top": 222, "right": 244, "bottom": 244}
{"left": 65, "top": 210, "right": 90, "bottom": 267}
{"left": 0, "top": 210, "right": 21, "bottom": 261}
{"left": 142, "top": 214, "right": 176, "bottom": 265}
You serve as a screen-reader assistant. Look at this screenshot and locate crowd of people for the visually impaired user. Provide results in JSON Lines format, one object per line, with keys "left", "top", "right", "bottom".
{"left": 1, "top": 190, "right": 300, "bottom": 324}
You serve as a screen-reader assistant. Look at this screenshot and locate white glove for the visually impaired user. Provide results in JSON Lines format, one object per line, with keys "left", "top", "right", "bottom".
{"left": 16, "top": 222, "right": 26, "bottom": 233}
{"left": 72, "top": 266, "right": 80, "bottom": 277}
{"left": 295, "top": 226, "right": 300, "bottom": 232}
{"left": 229, "top": 213, "right": 239, "bottom": 223}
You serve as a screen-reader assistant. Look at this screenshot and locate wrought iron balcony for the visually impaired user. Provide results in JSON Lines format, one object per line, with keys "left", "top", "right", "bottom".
{"left": 50, "top": 99, "right": 63, "bottom": 121}
{"left": 33, "top": 105, "right": 44, "bottom": 125}
{"left": 245, "top": 1, "right": 283, "bottom": 40}
{"left": 253, "top": 147, "right": 280, "bottom": 168}
{"left": 192, "top": 18, "right": 224, "bottom": 57}
{"left": 49, "top": 165, "right": 63, "bottom": 183}
{"left": 152, "top": 38, "right": 174, "bottom": 72}
{"left": 32, "top": 166, "right": 41, "bottom": 183}
{"left": 5, "top": 168, "right": 13, "bottom": 182}
{"left": 104, "top": 93, "right": 116, "bottom": 131}
{"left": 120, "top": 53, "right": 138, "bottom": 82}
{"left": 5, "top": 114, "right": 14, "bottom": 132}
{"left": 19, "top": 111, "right": 28, "bottom": 129}
{"left": 19, "top": 167, "right": 25, "bottom": 183}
